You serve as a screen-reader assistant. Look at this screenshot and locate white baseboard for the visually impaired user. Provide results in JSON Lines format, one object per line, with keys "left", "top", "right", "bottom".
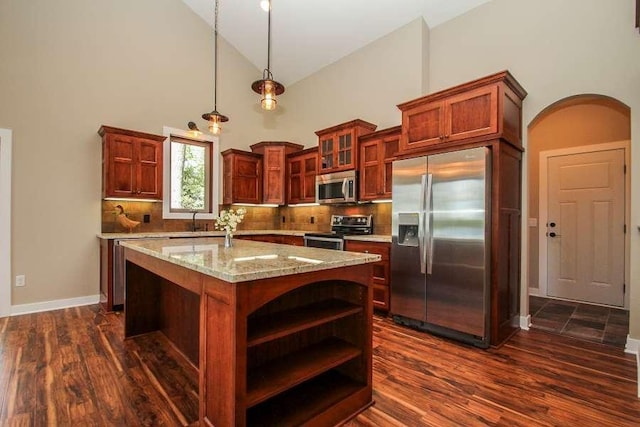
{"left": 528, "top": 287, "right": 540, "bottom": 297}
{"left": 625, "top": 336, "right": 640, "bottom": 399}
{"left": 10, "top": 294, "right": 100, "bottom": 316}
{"left": 520, "top": 314, "right": 531, "bottom": 330}
{"left": 625, "top": 336, "right": 640, "bottom": 355}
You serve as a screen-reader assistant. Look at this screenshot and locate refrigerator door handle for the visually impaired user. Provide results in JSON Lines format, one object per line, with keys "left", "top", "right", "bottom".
{"left": 425, "top": 173, "right": 433, "bottom": 275}
{"left": 419, "top": 174, "right": 427, "bottom": 274}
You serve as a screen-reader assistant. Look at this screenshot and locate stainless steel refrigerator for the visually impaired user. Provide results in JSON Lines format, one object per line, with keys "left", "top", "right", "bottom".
{"left": 391, "top": 147, "right": 491, "bottom": 348}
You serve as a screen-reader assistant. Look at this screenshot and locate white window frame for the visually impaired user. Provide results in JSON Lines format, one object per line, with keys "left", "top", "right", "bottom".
{"left": 162, "top": 126, "right": 219, "bottom": 220}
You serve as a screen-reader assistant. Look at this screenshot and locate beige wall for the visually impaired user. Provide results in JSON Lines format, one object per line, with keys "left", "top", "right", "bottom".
{"left": 260, "top": 18, "right": 429, "bottom": 147}
{"left": 0, "top": 0, "right": 261, "bottom": 305}
{"left": 429, "top": 0, "right": 640, "bottom": 337}
{"left": 3, "top": 0, "right": 639, "bottom": 340}
{"left": 527, "top": 97, "right": 630, "bottom": 290}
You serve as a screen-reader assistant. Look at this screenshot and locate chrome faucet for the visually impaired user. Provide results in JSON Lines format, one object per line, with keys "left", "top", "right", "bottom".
{"left": 192, "top": 211, "right": 199, "bottom": 232}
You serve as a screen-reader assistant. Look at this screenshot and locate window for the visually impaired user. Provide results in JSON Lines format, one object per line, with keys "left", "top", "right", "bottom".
{"left": 170, "top": 137, "right": 210, "bottom": 212}
{"left": 162, "top": 126, "right": 219, "bottom": 220}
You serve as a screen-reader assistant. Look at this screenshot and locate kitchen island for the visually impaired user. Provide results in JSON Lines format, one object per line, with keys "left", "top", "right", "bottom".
{"left": 120, "top": 237, "right": 380, "bottom": 427}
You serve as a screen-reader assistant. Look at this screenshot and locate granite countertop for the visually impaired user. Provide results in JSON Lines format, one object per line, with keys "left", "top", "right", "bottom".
{"left": 120, "top": 237, "right": 382, "bottom": 283}
{"left": 345, "top": 234, "right": 391, "bottom": 243}
{"left": 98, "top": 230, "right": 391, "bottom": 243}
{"left": 97, "top": 229, "right": 306, "bottom": 239}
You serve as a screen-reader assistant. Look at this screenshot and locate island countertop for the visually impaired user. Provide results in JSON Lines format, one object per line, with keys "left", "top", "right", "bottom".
{"left": 120, "top": 237, "right": 381, "bottom": 283}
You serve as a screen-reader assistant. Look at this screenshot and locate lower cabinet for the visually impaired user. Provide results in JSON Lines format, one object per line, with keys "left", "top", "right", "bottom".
{"left": 345, "top": 240, "right": 391, "bottom": 312}
{"left": 243, "top": 278, "right": 371, "bottom": 424}
{"left": 237, "top": 234, "right": 304, "bottom": 246}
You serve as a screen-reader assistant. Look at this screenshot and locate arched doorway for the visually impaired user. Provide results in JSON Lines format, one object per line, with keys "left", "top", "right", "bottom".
{"left": 526, "top": 95, "right": 630, "bottom": 346}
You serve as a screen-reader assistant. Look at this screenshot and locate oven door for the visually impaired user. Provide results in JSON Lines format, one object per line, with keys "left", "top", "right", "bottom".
{"left": 303, "top": 235, "right": 345, "bottom": 250}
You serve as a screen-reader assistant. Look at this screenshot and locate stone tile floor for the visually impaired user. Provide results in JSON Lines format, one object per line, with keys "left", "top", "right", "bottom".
{"left": 529, "top": 296, "right": 629, "bottom": 348}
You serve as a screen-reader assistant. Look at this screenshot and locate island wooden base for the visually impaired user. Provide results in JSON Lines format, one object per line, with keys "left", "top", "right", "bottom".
{"left": 124, "top": 248, "right": 374, "bottom": 427}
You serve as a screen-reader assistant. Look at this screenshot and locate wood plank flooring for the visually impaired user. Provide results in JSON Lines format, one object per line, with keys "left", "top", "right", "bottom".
{"left": 0, "top": 305, "right": 638, "bottom": 426}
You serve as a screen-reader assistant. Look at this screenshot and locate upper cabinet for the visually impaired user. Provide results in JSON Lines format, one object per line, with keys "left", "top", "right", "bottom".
{"left": 98, "top": 125, "right": 166, "bottom": 200}
{"left": 397, "top": 71, "right": 527, "bottom": 154}
{"left": 221, "top": 149, "right": 263, "bottom": 205}
{"left": 316, "top": 119, "right": 377, "bottom": 174}
{"left": 250, "top": 141, "right": 304, "bottom": 205}
{"left": 358, "top": 126, "right": 400, "bottom": 201}
{"left": 287, "top": 147, "right": 318, "bottom": 205}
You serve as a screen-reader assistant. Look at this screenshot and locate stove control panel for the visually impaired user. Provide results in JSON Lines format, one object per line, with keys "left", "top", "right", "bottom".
{"left": 330, "top": 215, "right": 373, "bottom": 234}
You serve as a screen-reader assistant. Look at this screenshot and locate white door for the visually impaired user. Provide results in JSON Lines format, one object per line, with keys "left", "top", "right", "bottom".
{"left": 546, "top": 149, "right": 625, "bottom": 306}
{"left": 0, "top": 129, "right": 11, "bottom": 318}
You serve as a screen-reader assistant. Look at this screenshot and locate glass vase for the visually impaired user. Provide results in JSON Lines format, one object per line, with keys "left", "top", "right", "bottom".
{"left": 224, "top": 232, "right": 232, "bottom": 248}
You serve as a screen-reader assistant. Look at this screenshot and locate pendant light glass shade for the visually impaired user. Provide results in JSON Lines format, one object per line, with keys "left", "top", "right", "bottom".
{"left": 252, "top": 0, "right": 284, "bottom": 110}
{"left": 188, "top": 0, "right": 229, "bottom": 135}
{"left": 201, "top": 110, "right": 228, "bottom": 135}
{"left": 251, "top": 72, "right": 284, "bottom": 111}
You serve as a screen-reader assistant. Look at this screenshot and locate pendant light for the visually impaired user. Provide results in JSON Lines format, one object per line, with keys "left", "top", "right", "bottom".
{"left": 251, "top": 0, "right": 285, "bottom": 110}
{"left": 189, "top": 0, "right": 228, "bottom": 136}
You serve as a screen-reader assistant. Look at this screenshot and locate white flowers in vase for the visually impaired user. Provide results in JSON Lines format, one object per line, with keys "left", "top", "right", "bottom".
{"left": 214, "top": 208, "right": 246, "bottom": 238}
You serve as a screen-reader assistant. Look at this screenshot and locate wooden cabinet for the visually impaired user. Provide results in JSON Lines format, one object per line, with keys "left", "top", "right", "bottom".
{"left": 287, "top": 147, "right": 318, "bottom": 204}
{"left": 250, "top": 141, "right": 304, "bottom": 205}
{"left": 98, "top": 125, "right": 165, "bottom": 200}
{"left": 281, "top": 235, "right": 304, "bottom": 246}
{"left": 124, "top": 247, "right": 373, "bottom": 426}
{"left": 397, "top": 71, "right": 527, "bottom": 154}
{"left": 221, "top": 149, "right": 262, "bottom": 204}
{"left": 345, "top": 240, "right": 391, "bottom": 312}
{"left": 243, "top": 276, "right": 372, "bottom": 425}
{"left": 490, "top": 141, "right": 523, "bottom": 346}
{"left": 358, "top": 126, "right": 400, "bottom": 201}
{"left": 394, "top": 70, "right": 527, "bottom": 347}
{"left": 316, "top": 119, "right": 377, "bottom": 174}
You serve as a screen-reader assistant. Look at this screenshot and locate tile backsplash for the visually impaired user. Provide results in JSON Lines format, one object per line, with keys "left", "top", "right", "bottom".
{"left": 101, "top": 201, "right": 391, "bottom": 235}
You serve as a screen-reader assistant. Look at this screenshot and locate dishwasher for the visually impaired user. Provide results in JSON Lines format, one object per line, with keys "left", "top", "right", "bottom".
{"left": 113, "top": 239, "right": 126, "bottom": 310}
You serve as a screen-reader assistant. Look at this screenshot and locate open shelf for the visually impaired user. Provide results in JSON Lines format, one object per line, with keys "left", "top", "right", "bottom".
{"left": 246, "top": 337, "right": 362, "bottom": 408}
{"left": 247, "top": 299, "right": 363, "bottom": 347}
{"left": 247, "top": 370, "right": 366, "bottom": 426}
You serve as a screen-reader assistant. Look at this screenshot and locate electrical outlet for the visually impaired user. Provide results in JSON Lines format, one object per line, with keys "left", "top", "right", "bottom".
{"left": 143, "top": 214, "right": 151, "bottom": 223}
{"left": 15, "top": 275, "right": 25, "bottom": 287}
{"left": 310, "top": 216, "right": 315, "bottom": 224}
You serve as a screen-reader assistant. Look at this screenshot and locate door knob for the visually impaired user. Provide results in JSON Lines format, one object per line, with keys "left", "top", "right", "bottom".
{"left": 549, "top": 222, "right": 556, "bottom": 227}
{"left": 549, "top": 232, "right": 561, "bottom": 238}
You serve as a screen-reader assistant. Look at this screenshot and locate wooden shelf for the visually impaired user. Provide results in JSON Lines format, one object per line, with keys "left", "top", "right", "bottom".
{"left": 247, "top": 299, "right": 363, "bottom": 347}
{"left": 247, "top": 370, "right": 365, "bottom": 426}
{"left": 246, "top": 337, "right": 362, "bottom": 408}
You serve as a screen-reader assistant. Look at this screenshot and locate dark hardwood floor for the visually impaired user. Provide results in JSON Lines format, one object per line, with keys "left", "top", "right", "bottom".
{"left": 1, "top": 305, "right": 638, "bottom": 426}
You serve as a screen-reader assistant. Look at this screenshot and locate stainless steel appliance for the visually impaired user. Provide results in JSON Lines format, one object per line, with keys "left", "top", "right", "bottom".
{"left": 113, "top": 239, "right": 126, "bottom": 309}
{"left": 316, "top": 170, "right": 357, "bottom": 204}
{"left": 304, "top": 214, "right": 373, "bottom": 250}
{"left": 391, "top": 147, "right": 490, "bottom": 348}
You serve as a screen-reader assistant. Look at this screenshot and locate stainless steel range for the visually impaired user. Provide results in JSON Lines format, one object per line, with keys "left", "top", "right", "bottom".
{"left": 304, "top": 215, "right": 373, "bottom": 250}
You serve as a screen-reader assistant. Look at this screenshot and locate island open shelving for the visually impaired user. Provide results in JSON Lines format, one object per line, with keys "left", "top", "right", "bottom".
{"left": 121, "top": 237, "right": 379, "bottom": 427}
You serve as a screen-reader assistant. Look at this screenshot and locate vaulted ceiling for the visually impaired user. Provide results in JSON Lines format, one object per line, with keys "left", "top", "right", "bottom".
{"left": 181, "top": 0, "right": 492, "bottom": 85}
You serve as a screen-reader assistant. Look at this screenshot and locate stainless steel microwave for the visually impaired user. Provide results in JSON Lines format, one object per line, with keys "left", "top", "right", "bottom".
{"left": 316, "top": 170, "right": 357, "bottom": 204}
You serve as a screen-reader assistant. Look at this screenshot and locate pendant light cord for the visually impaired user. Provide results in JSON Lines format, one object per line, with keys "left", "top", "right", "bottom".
{"left": 267, "top": 0, "right": 271, "bottom": 73}
{"left": 264, "top": 0, "right": 272, "bottom": 80}
{"left": 214, "top": 0, "right": 219, "bottom": 110}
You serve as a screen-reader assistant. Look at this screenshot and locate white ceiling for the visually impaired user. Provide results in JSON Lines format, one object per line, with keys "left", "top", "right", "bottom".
{"left": 181, "top": 0, "right": 492, "bottom": 85}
